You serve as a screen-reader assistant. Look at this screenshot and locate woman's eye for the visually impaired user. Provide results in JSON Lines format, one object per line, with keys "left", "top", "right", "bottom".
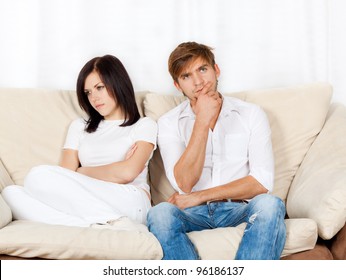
{"left": 97, "top": 85, "right": 105, "bottom": 90}
{"left": 84, "top": 90, "right": 90, "bottom": 96}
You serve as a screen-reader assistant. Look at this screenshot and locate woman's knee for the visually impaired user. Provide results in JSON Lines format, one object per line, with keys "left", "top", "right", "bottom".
{"left": 2, "top": 185, "right": 27, "bottom": 211}
{"left": 27, "top": 165, "right": 56, "bottom": 177}
{"left": 2, "top": 185, "right": 21, "bottom": 200}
{"left": 24, "top": 165, "right": 58, "bottom": 188}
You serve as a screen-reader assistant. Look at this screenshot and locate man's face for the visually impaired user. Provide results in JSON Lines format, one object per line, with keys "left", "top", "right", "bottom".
{"left": 174, "top": 57, "right": 220, "bottom": 102}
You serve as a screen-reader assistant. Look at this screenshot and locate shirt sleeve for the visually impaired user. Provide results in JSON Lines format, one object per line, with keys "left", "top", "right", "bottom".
{"left": 63, "top": 118, "right": 86, "bottom": 151}
{"left": 157, "top": 114, "right": 186, "bottom": 194}
{"left": 132, "top": 117, "right": 158, "bottom": 149}
{"left": 248, "top": 106, "right": 275, "bottom": 192}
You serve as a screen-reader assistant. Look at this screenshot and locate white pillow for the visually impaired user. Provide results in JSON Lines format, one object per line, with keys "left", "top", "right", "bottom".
{"left": 0, "top": 195, "right": 12, "bottom": 229}
{"left": 287, "top": 103, "right": 346, "bottom": 240}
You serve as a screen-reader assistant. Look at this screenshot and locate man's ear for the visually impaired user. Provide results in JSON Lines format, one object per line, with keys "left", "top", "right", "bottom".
{"left": 174, "top": 80, "right": 182, "bottom": 92}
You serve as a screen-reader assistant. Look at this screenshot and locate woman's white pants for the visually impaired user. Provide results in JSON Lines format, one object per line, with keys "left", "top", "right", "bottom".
{"left": 2, "top": 165, "right": 151, "bottom": 227}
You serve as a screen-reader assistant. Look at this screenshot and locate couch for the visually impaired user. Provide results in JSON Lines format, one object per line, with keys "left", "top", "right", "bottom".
{"left": 0, "top": 83, "right": 345, "bottom": 260}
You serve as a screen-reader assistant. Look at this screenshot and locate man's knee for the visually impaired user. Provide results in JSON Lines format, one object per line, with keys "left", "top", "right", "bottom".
{"left": 147, "top": 202, "right": 181, "bottom": 230}
{"left": 250, "top": 194, "right": 286, "bottom": 218}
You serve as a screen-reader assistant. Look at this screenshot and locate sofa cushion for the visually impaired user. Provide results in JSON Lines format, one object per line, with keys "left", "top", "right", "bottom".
{"left": 0, "top": 218, "right": 316, "bottom": 260}
{"left": 0, "top": 88, "right": 148, "bottom": 187}
{"left": 144, "top": 83, "right": 332, "bottom": 202}
{"left": 187, "top": 218, "right": 317, "bottom": 259}
{"left": 0, "top": 158, "right": 14, "bottom": 192}
{"left": 0, "top": 88, "right": 84, "bottom": 186}
{"left": 0, "top": 220, "right": 163, "bottom": 260}
{"left": 0, "top": 195, "right": 12, "bottom": 230}
{"left": 287, "top": 103, "right": 346, "bottom": 240}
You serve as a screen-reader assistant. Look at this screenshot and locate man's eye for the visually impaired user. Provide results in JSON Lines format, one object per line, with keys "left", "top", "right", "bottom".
{"left": 200, "top": 67, "right": 207, "bottom": 72}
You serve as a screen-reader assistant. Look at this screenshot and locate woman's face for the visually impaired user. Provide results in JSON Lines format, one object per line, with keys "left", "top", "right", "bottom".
{"left": 84, "top": 71, "right": 123, "bottom": 120}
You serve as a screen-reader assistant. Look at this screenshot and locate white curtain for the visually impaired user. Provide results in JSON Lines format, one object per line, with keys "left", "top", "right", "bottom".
{"left": 0, "top": 0, "right": 345, "bottom": 105}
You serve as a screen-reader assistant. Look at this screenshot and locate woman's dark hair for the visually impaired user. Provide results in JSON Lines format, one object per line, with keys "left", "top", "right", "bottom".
{"left": 76, "top": 55, "right": 140, "bottom": 133}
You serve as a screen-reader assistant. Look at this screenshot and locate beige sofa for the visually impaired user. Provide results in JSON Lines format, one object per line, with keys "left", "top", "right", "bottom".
{"left": 0, "top": 83, "right": 345, "bottom": 260}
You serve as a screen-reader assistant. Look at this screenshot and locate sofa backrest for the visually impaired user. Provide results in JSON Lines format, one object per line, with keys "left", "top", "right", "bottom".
{"left": 0, "top": 88, "right": 83, "bottom": 188}
{"left": 0, "top": 84, "right": 332, "bottom": 203}
{"left": 0, "top": 88, "right": 148, "bottom": 189}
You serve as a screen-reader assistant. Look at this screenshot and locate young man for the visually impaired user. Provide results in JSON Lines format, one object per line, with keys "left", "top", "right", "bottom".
{"left": 147, "top": 42, "right": 286, "bottom": 260}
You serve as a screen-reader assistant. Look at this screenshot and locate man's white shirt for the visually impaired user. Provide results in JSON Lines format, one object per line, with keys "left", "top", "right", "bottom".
{"left": 157, "top": 96, "right": 274, "bottom": 194}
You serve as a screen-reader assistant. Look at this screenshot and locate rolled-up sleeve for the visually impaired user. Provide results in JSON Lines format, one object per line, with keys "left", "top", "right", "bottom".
{"left": 248, "top": 106, "right": 274, "bottom": 192}
{"left": 157, "top": 114, "right": 186, "bottom": 193}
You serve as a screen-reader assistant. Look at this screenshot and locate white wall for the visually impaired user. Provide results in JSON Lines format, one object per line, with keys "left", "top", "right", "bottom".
{"left": 0, "top": 0, "right": 345, "bottom": 105}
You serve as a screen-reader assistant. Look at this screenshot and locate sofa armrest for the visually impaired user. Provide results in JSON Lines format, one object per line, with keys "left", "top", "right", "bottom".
{"left": 0, "top": 194, "right": 12, "bottom": 229}
{"left": 0, "top": 158, "right": 14, "bottom": 192}
{"left": 287, "top": 103, "right": 346, "bottom": 240}
{"left": 329, "top": 222, "right": 346, "bottom": 259}
{"left": 0, "top": 158, "right": 13, "bottom": 229}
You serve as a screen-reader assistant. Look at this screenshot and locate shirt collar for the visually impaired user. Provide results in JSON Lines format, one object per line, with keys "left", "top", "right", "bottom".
{"left": 179, "top": 100, "right": 194, "bottom": 119}
{"left": 219, "top": 95, "right": 241, "bottom": 117}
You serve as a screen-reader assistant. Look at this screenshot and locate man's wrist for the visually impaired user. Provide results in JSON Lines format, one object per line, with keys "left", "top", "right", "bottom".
{"left": 193, "top": 190, "right": 209, "bottom": 205}
{"left": 194, "top": 116, "right": 211, "bottom": 130}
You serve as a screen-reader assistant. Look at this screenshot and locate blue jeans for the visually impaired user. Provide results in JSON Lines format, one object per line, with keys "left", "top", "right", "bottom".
{"left": 147, "top": 194, "right": 286, "bottom": 260}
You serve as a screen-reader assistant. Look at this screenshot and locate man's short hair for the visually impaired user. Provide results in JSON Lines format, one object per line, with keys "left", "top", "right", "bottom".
{"left": 168, "top": 42, "right": 216, "bottom": 82}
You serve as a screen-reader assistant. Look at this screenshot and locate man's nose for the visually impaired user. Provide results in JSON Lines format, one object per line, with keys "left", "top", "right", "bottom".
{"left": 193, "top": 74, "right": 203, "bottom": 87}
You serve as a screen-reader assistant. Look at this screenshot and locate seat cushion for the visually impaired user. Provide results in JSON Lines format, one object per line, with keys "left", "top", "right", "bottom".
{"left": 188, "top": 218, "right": 317, "bottom": 259}
{"left": 0, "top": 220, "right": 163, "bottom": 260}
{"left": 0, "top": 218, "right": 316, "bottom": 260}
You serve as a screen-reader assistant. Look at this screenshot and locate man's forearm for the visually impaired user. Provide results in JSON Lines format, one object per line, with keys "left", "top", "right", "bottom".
{"left": 168, "top": 176, "right": 268, "bottom": 209}
{"left": 201, "top": 176, "right": 269, "bottom": 202}
{"left": 174, "top": 118, "right": 210, "bottom": 193}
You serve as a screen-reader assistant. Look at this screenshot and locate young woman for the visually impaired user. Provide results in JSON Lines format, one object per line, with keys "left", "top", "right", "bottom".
{"left": 2, "top": 55, "right": 157, "bottom": 230}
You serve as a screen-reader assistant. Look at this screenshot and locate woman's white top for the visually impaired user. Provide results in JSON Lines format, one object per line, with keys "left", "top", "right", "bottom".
{"left": 63, "top": 117, "right": 157, "bottom": 193}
